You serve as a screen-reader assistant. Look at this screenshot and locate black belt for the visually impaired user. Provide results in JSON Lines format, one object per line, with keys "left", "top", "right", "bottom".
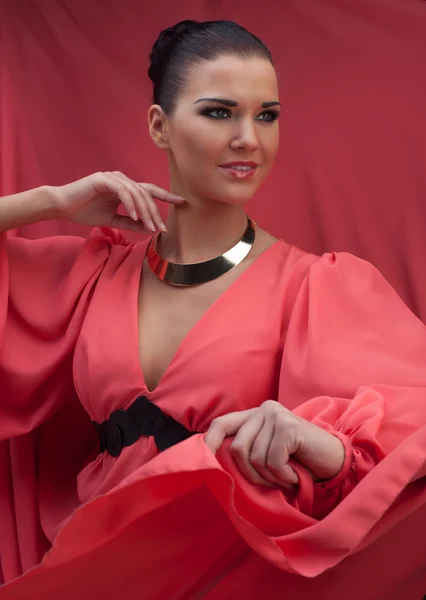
{"left": 93, "top": 395, "right": 196, "bottom": 457}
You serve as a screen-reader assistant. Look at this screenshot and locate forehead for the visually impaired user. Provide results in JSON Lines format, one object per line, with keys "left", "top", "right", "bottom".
{"left": 182, "top": 55, "right": 278, "bottom": 102}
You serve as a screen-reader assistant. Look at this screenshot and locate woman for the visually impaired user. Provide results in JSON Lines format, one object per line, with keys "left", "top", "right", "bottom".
{"left": 0, "top": 19, "right": 425, "bottom": 599}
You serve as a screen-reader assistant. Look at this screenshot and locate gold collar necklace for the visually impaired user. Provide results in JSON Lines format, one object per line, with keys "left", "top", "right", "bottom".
{"left": 147, "top": 217, "right": 255, "bottom": 286}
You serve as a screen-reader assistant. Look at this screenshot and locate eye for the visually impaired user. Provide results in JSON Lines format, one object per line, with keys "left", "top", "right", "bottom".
{"left": 201, "top": 108, "right": 232, "bottom": 119}
{"left": 256, "top": 110, "right": 280, "bottom": 123}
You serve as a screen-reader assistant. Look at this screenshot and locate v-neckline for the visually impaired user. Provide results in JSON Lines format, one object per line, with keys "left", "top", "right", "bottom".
{"left": 132, "top": 237, "right": 283, "bottom": 396}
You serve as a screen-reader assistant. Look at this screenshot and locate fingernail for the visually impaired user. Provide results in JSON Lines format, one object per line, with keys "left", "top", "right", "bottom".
{"left": 132, "top": 210, "right": 138, "bottom": 221}
{"left": 160, "top": 222, "right": 167, "bottom": 232}
{"left": 149, "top": 220, "right": 156, "bottom": 231}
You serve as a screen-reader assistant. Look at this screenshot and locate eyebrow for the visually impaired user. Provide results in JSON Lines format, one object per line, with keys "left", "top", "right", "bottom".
{"left": 194, "top": 97, "right": 281, "bottom": 108}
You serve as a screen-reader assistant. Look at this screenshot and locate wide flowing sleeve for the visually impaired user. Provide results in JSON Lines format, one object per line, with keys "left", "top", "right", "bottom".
{"left": 0, "top": 228, "right": 117, "bottom": 439}
{"left": 0, "top": 228, "right": 134, "bottom": 584}
{"left": 270, "top": 251, "right": 426, "bottom": 566}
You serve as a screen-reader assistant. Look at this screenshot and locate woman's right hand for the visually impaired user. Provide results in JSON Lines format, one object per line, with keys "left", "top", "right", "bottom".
{"left": 52, "top": 171, "right": 184, "bottom": 233}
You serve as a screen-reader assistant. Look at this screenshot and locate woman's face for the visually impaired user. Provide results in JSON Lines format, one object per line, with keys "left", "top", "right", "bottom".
{"left": 152, "top": 55, "right": 280, "bottom": 206}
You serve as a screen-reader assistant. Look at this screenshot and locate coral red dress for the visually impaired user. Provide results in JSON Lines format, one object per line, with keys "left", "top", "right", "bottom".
{"left": 0, "top": 229, "right": 425, "bottom": 599}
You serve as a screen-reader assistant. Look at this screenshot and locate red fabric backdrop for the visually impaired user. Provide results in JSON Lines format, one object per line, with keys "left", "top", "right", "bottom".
{"left": 1, "top": 0, "right": 426, "bottom": 320}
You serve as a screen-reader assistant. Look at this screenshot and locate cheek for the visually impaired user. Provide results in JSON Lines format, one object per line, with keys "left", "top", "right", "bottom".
{"left": 170, "top": 121, "right": 228, "bottom": 168}
{"left": 175, "top": 134, "right": 215, "bottom": 171}
{"left": 260, "top": 128, "right": 279, "bottom": 161}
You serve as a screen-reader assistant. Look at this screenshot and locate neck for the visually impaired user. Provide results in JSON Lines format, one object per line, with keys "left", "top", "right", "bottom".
{"left": 159, "top": 197, "right": 248, "bottom": 264}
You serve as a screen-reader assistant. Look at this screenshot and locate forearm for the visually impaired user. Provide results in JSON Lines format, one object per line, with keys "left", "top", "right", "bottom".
{"left": 0, "top": 186, "right": 59, "bottom": 233}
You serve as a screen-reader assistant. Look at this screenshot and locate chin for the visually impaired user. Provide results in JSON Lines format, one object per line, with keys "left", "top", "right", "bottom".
{"left": 204, "top": 183, "right": 259, "bottom": 207}
{"left": 225, "top": 189, "right": 259, "bottom": 206}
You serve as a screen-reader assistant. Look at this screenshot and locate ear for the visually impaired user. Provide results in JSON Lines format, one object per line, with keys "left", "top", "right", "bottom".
{"left": 148, "top": 105, "right": 170, "bottom": 150}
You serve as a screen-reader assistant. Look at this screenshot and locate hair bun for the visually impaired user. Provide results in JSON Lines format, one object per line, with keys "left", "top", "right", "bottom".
{"left": 149, "top": 20, "right": 200, "bottom": 84}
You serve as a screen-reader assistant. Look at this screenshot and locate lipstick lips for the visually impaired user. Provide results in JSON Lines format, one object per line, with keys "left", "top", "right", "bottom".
{"left": 219, "top": 161, "right": 259, "bottom": 168}
{"left": 218, "top": 161, "right": 260, "bottom": 180}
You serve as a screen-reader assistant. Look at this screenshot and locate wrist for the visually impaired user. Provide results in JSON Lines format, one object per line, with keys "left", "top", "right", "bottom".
{"left": 311, "top": 432, "right": 346, "bottom": 481}
{"left": 40, "top": 185, "right": 62, "bottom": 220}
{"left": 0, "top": 185, "right": 61, "bottom": 232}
{"left": 296, "top": 422, "right": 346, "bottom": 481}
{"left": 314, "top": 431, "right": 353, "bottom": 490}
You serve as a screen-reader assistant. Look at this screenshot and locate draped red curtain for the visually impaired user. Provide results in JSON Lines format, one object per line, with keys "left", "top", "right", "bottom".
{"left": 1, "top": 0, "right": 426, "bottom": 320}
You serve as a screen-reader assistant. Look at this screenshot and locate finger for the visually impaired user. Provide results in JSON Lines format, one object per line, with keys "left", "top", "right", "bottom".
{"left": 109, "top": 214, "right": 148, "bottom": 233}
{"left": 109, "top": 172, "right": 156, "bottom": 232}
{"left": 249, "top": 417, "right": 297, "bottom": 488}
{"left": 248, "top": 419, "right": 281, "bottom": 485}
{"left": 141, "top": 183, "right": 184, "bottom": 204}
{"left": 135, "top": 183, "right": 167, "bottom": 232}
{"left": 109, "top": 215, "right": 147, "bottom": 233}
{"left": 266, "top": 427, "right": 299, "bottom": 486}
{"left": 230, "top": 412, "right": 275, "bottom": 487}
{"left": 92, "top": 172, "right": 138, "bottom": 221}
{"left": 112, "top": 173, "right": 164, "bottom": 231}
{"left": 204, "top": 409, "right": 255, "bottom": 454}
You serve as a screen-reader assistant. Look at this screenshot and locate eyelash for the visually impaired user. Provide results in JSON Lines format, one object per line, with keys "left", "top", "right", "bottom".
{"left": 200, "top": 108, "right": 280, "bottom": 123}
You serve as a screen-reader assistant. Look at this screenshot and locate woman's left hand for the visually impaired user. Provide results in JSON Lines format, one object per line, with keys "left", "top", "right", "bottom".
{"left": 204, "top": 401, "right": 345, "bottom": 488}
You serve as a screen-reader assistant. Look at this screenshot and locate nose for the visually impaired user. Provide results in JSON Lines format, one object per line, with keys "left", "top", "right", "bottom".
{"left": 230, "top": 118, "right": 260, "bottom": 152}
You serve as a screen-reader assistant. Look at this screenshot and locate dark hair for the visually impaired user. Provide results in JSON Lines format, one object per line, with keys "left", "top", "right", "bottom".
{"left": 148, "top": 20, "right": 273, "bottom": 114}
